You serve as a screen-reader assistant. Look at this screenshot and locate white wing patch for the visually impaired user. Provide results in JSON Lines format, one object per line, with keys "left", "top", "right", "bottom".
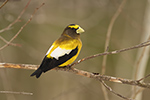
{"left": 46, "top": 45, "right": 54, "bottom": 55}
{"left": 46, "top": 46, "right": 72, "bottom": 60}
{"left": 51, "top": 47, "right": 71, "bottom": 60}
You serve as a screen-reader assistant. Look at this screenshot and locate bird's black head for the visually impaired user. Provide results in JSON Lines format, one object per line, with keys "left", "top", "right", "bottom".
{"left": 62, "top": 24, "right": 85, "bottom": 38}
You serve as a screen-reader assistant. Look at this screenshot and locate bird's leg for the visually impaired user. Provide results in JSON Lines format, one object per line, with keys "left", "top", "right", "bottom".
{"left": 65, "top": 64, "right": 73, "bottom": 70}
{"left": 57, "top": 64, "right": 72, "bottom": 71}
{"left": 67, "top": 64, "right": 72, "bottom": 68}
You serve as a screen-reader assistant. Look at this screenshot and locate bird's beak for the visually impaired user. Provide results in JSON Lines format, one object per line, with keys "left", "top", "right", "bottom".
{"left": 76, "top": 27, "right": 85, "bottom": 34}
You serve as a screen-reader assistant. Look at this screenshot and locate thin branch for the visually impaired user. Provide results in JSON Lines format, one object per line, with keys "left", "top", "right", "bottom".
{"left": 101, "top": 1, "right": 127, "bottom": 98}
{"left": 137, "top": 73, "right": 150, "bottom": 82}
{"left": 0, "top": 0, "right": 9, "bottom": 9}
{"left": 102, "top": 0, "right": 126, "bottom": 74}
{"left": 0, "top": 2, "right": 45, "bottom": 51}
{"left": 71, "top": 40, "right": 150, "bottom": 67}
{"left": 0, "top": 35, "right": 21, "bottom": 47}
{"left": 0, "top": 91, "right": 33, "bottom": 95}
{"left": 0, "top": 0, "right": 31, "bottom": 33}
{"left": 100, "top": 80, "right": 133, "bottom": 100}
{"left": 0, "top": 63, "right": 150, "bottom": 89}
{"left": 134, "top": 36, "right": 150, "bottom": 80}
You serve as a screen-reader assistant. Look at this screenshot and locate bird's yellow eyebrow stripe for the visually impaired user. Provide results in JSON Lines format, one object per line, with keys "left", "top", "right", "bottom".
{"left": 68, "top": 24, "right": 79, "bottom": 29}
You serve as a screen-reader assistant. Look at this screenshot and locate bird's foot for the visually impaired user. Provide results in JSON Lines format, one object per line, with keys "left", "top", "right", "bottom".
{"left": 58, "top": 64, "right": 72, "bottom": 71}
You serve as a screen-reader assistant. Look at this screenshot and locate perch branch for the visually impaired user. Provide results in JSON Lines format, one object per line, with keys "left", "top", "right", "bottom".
{"left": 0, "top": 63, "right": 150, "bottom": 89}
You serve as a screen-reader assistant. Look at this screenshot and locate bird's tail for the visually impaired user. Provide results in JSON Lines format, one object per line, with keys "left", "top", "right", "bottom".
{"left": 30, "top": 69, "right": 42, "bottom": 78}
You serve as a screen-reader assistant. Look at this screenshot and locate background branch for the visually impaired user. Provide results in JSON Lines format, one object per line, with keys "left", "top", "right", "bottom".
{"left": 132, "top": 0, "right": 150, "bottom": 99}
{"left": 0, "top": 0, "right": 9, "bottom": 9}
{"left": 0, "top": 91, "right": 33, "bottom": 95}
{"left": 101, "top": 0, "right": 127, "bottom": 99}
{"left": 71, "top": 40, "right": 150, "bottom": 67}
{"left": 0, "top": 0, "right": 31, "bottom": 33}
{"left": 100, "top": 80, "right": 133, "bottom": 100}
{"left": 0, "top": 35, "right": 21, "bottom": 47}
{"left": 0, "top": 2, "right": 45, "bottom": 51}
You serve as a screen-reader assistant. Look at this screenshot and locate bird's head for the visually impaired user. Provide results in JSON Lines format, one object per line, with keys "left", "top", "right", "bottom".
{"left": 67, "top": 24, "right": 85, "bottom": 34}
{"left": 62, "top": 24, "right": 85, "bottom": 38}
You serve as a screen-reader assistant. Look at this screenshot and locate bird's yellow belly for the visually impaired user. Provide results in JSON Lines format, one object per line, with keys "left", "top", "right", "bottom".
{"left": 58, "top": 53, "right": 78, "bottom": 67}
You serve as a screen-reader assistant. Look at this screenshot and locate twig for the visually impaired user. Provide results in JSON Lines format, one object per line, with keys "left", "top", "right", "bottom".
{"left": 102, "top": 0, "right": 127, "bottom": 74}
{"left": 0, "top": 91, "right": 33, "bottom": 95}
{"left": 0, "top": 2, "right": 45, "bottom": 51}
{"left": 101, "top": 1, "right": 127, "bottom": 98}
{"left": 101, "top": 48, "right": 109, "bottom": 100}
{"left": 71, "top": 40, "right": 150, "bottom": 67}
{"left": 134, "top": 36, "right": 150, "bottom": 80}
{"left": 100, "top": 80, "right": 133, "bottom": 100}
{"left": 0, "top": 35, "right": 21, "bottom": 47}
{"left": 0, "top": 63, "right": 150, "bottom": 89}
{"left": 137, "top": 73, "right": 150, "bottom": 82}
{"left": 0, "top": 0, "right": 31, "bottom": 33}
{"left": 0, "top": 0, "right": 9, "bottom": 9}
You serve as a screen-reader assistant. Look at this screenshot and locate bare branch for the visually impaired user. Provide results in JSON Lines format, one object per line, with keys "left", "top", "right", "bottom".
{"left": 0, "top": 0, "right": 9, "bottom": 9}
{"left": 0, "top": 91, "right": 33, "bottom": 95}
{"left": 100, "top": 80, "right": 133, "bottom": 100}
{"left": 71, "top": 40, "right": 150, "bottom": 67}
{"left": 0, "top": 63, "right": 150, "bottom": 89}
{"left": 137, "top": 73, "right": 150, "bottom": 82}
{"left": 0, "top": 2, "right": 45, "bottom": 51}
{"left": 0, "top": 0, "right": 31, "bottom": 33}
{"left": 102, "top": 0, "right": 127, "bottom": 74}
{"left": 0, "top": 35, "right": 21, "bottom": 47}
{"left": 101, "top": 1, "right": 127, "bottom": 98}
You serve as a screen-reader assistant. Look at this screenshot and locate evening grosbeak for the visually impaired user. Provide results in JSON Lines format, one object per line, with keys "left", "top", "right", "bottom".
{"left": 30, "top": 24, "right": 84, "bottom": 78}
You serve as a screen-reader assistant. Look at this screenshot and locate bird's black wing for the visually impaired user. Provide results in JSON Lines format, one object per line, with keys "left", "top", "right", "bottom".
{"left": 43, "top": 46, "right": 78, "bottom": 72}
{"left": 54, "top": 46, "right": 78, "bottom": 66}
{"left": 30, "top": 46, "right": 78, "bottom": 78}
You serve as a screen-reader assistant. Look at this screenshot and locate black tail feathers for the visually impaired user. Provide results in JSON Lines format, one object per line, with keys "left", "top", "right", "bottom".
{"left": 30, "top": 69, "right": 42, "bottom": 78}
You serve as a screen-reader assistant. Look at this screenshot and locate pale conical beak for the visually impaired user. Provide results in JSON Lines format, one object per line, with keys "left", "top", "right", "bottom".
{"left": 76, "top": 27, "right": 85, "bottom": 34}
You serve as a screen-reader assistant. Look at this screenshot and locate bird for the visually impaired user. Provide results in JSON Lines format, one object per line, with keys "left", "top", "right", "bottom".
{"left": 30, "top": 24, "right": 85, "bottom": 78}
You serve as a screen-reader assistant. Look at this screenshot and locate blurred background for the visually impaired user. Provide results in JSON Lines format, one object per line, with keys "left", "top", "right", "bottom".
{"left": 0, "top": 0, "right": 150, "bottom": 100}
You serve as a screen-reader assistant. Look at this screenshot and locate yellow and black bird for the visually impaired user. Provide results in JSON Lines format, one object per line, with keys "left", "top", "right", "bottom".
{"left": 30, "top": 24, "right": 84, "bottom": 78}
